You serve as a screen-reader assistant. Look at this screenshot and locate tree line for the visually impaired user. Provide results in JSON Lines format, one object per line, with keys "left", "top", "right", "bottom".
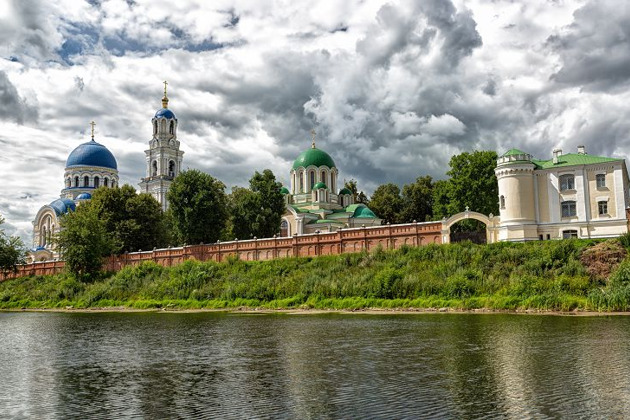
{"left": 366, "top": 150, "right": 499, "bottom": 225}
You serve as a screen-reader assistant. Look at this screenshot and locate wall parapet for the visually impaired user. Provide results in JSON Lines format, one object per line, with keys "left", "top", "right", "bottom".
{"left": 1, "top": 221, "right": 443, "bottom": 281}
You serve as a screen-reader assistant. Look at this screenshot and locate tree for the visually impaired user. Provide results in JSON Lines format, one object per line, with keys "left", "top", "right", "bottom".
{"left": 227, "top": 170, "right": 285, "bottom": 240}
{"left": 369, "top": 183, "right": 404, "bottom": 224}
{"left": 401, "top": 175, "right": 433, "bottom": 222}
{"left": 0, "top": 215, "right": 26, "bottom": 277}
{"left": 446, "top": 150, "right": 499, "bottom": 216}
{"left": 167, "top": 169, "right": 228, "bottom": 244}
{"left": 57, "top": 205, "right": 113, "bottom": 278}
{"left": 431, "top": 150, "right": 499, "bottom": 232}
{"left": 89, "top": 185, "right": 168, "bottom": 253}
{"left": 344, "top": 179, "right": 369, "bottom": 205}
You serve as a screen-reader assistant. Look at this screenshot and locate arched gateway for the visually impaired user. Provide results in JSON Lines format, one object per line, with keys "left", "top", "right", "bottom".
{"left": 441, "top": 208, "right": 500, "bottom": 244}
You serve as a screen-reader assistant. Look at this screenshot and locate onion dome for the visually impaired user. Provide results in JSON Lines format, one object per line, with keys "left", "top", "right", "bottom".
{"left": 280, "top": 186, "right": 290, "bottom": 195}
{"left": 49, "top": 198, "right": 76, "bottom": 216}
{"left": 66, "top": 140, "right": 118, "bottom": 169}
{"left": 338, "top": 187, "right": 352, "bottom": 195}
{"left": 76, "top": 193, "right": 92, "bottom": 200}
{"left": 292, "top": 148, "right": 336, "bottom": 169}
{"left": 313, "top": 182, "right": 327, "bottom": 190}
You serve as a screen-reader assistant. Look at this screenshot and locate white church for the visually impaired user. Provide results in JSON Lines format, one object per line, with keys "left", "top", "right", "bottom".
{"left": 30, "top": 83, "right": 182, "bottom": 261}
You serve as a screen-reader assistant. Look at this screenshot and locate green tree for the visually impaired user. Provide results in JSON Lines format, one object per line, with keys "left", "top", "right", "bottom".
{"left": 0, "top": 215, "right": 26, "bottom": 277}
{"left": 369, "top": 183, "right": 404, "bottom": 224}
{"left": 89, "top": 185, "right": 167, "bottom": 253}
{"left": 446, "top": 150, "right": 499, "bottom": 216}
{"left": 431, "top": 179, "right": 451, "bottom": 220}
{"left": 401, "top": 175, "right": 433, "bottom": 222}
{"left": 227, "top": 170, "right": 285, "bottom": 240}
{"left": 167, "top": 169, "right": 228, "bottom": 244}
{"left": 344, "top": 179, "right": 369, "bottom": 205}
{"left": 57, "top": 205, "right": 113, "bottom": 278}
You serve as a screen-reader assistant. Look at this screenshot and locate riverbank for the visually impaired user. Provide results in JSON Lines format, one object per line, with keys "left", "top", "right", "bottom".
{"left": 2, "top": 239, "right": 630, "bottom": 312}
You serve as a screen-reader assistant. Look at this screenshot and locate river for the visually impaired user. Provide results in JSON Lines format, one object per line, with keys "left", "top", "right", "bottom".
{"left": 1, "top": 312, "right": 629, "bottom": 419}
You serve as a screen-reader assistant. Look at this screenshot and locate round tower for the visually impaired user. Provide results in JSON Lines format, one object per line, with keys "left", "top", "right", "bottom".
{"left": 495, "top": 149, "right": 536, "bottom": 225}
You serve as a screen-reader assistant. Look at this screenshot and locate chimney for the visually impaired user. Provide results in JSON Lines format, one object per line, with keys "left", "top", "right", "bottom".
{"left": 577, "top": 145, "right": 586, "bottom": 154}
{"left": 552, "top": 148, "right": 562, "bottom": 164}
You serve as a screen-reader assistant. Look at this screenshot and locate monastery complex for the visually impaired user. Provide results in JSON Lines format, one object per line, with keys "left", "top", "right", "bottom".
{"left": 25, "top": 83, "right": 630, "bottom": 268}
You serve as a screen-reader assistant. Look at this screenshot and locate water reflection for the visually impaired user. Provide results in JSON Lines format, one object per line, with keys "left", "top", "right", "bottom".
{"left": 1, "top": 312, "right": 630, "bottom": 419}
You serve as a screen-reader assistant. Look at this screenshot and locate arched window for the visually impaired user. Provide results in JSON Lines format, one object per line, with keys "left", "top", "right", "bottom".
{"left": 83, "top": 176, "right": 89, "bottom": 187}
{"left": 560, "top": 174, "right": 575, "bottom": 191}
{"left": 94, "top": 176, "right": 100, "bottom": 188}
{"left": 299, "top": 171, "right": 304, "bottom": 192}
{"left": 152, "top": 160, "right": 158, "bottom": 177}
{"left": 281, "top": 220, "right": 289, "bottom": 237}
{"left": 153, "top": 120, "right": 158, "bottom": 135}
{"left": 331, "top": 174, "right": 335, "bottom": 193}
{"left": 500, "top": 195, "right": 505, "bottom": 209}
{"left": 168, "top": 160, "right": 175, "bottom": 177}
{"left": 320, "top": 170, "right": 326, "bottom": 183}
{"left": 310, "top": 171, "right": 315, "bottom": 190}
{"left": 74, "top": 176, "right": 79, "bottom": 187}
{"left": 41, "top": 226, "right": 47, "bottom": 246}
{"left": 169, "top": 120, "right": 175, "bottom": 135}
{"left": 104, "top": 178, "right": 108, "bottom": 187}
{"left": 292, "top": 173, "right": 296, "bottom": 193}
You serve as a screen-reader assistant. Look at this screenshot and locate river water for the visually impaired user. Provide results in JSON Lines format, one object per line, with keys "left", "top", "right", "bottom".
{"left": 1, "top": 312, "right": 629, "bottom": 419}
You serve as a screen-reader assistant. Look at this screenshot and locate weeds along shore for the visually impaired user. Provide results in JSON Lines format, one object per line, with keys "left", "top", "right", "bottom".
{"left": 2, "top": 238, "right": 630, "bottom": 312}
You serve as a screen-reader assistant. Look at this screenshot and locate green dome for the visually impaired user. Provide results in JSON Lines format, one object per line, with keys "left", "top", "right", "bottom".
{"left": 313, "top": 182, "right": 327, "bottom": 190}
{"left": 280, "top": 186, "right": 290, "bottom": 194}
{"left": 339, "top": 187, "right": 352, "bottom": 195}
{"left": 292, "top": 147, "right": 336, "bottom": 170}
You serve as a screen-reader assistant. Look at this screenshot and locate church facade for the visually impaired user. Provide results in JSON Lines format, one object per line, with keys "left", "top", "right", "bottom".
{"left": 30, "top": 123, "right": 120, "bottom": 261}
{"left": 280, "top": 132, "right": 381, "bottom": 236}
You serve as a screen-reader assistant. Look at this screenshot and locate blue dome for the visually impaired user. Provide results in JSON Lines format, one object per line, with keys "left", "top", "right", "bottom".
{"left": 76, "top": 193, "right": 92, "bottom": 200}
{"left": 66, "top": 140, "right": 117, "bottom": 170}
{"left": 49, "top": 198, "right": 76, "bottom": 216}
{"left": 155, "top": 108, "right": 176, "bottom": 119}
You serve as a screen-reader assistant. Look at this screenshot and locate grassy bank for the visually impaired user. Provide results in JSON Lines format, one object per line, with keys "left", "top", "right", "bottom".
{"left": 2, "top": 239, "right": 630, "bottom": 312}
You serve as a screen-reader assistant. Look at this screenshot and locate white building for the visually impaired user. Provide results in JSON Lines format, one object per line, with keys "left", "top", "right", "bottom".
{"left": 138, "top": 83, "right": 184, "bottom": 211}
{"left": 495, "top": 146, "right": 630, "bottom": 241}
{"left": 31, "top": 123, "right": 119, "bottom": 261}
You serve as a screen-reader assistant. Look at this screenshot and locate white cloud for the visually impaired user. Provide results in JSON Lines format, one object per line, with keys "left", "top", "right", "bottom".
{"left": 3, "top": 0, "right": 630, "bottom": 246}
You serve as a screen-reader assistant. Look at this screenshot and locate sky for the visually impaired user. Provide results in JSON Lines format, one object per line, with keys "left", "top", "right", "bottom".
{"left": 1, "top": 0, "right": 630, "bottom": 244}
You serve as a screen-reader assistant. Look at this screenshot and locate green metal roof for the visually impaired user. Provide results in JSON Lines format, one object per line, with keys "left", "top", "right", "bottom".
{"left": 292, "top": 147, "right": 336, "bottom": 169}
{"left": 314, "top": 219, "right": 344, "bottom": 224}
{"left": 532, "top": 153, "right": 622, "bottom": 169}
{"left": 313, "top": 182, "right": 327, "bottom": 190}
{"left": 338, "top": 187, "right": 352, "bottom": 195}
{"left": 280, "top": 186, "right": 290, "bottom": 194}
{"left": 345, "top": 204, "right": 378, "bottom": 219}
{"left": 501, "top": 148, "right": 528, "bottom": 157}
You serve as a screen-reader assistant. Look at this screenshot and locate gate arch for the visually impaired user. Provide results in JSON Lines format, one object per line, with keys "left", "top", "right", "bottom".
{"left": 441, "top": 208, "right": 499, "bottom": 244}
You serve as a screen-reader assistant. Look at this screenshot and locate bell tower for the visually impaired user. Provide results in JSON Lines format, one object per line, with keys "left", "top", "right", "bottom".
{"left": 139, "top": 81, "right": 184, "bottom": 211}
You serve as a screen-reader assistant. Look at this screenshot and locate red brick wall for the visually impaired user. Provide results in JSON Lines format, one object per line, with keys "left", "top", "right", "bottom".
{"left": 1, "top": 221, "right": 443, "bottom": 281}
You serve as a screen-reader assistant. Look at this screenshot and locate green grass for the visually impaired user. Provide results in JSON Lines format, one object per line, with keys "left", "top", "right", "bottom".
{"left": 1, "top": 239, "right": 629, "bottom": 311}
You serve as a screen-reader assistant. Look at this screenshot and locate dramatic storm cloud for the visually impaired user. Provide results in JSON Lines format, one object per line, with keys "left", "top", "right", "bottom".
{"left": 1, "top": 0, "right": 630, "bottom": 244}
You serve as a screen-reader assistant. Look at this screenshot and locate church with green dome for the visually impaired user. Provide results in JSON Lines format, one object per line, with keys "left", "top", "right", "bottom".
{"left": 280, "top": 131, "right": 381, "bottom": 236}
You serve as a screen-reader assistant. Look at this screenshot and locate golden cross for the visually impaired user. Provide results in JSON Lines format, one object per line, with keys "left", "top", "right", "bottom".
{"left": 163, "top": 80, "right": 168, "bottom": 97}
{"left": 90, "top": 121, "right": 96, "bottom": 139}
{"left": 311, "top": 129, "right": 316, "bottom": 148}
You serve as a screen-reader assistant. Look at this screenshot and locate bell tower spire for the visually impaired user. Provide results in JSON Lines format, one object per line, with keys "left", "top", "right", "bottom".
{"left": 139, "top": 81, "right": 184, "bottom": 211}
